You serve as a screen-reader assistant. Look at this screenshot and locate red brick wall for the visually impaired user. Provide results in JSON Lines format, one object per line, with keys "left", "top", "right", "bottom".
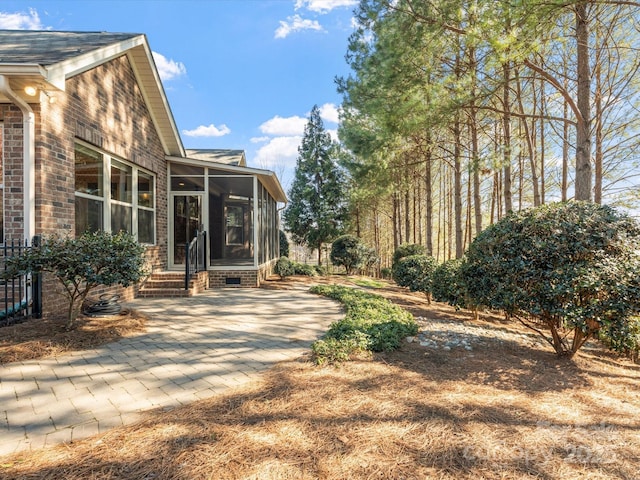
{"left": 208, "top": 259, "right": 277, "bottom": 288}
{"left": 30, "top": 54, "right": 169, "bottom": 316}
{"left": 0, "top": 104, "right": 38, "bottom": 242}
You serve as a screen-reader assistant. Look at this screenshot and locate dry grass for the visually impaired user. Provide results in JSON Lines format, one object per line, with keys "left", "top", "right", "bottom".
{"left": 0, "top": 309, "right": 147, "bottom": 364}
{"left": 1, "top": 276, "right": 639, "bottom": 479}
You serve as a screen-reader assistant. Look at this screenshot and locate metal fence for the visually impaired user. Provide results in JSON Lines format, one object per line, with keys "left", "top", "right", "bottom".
{"left": 1, "top": 236, "right": 42, "bottom": 327}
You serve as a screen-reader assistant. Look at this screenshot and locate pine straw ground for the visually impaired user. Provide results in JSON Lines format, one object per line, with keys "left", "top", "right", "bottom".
{"left": 1, "top": 276, "right": 639, "bottom": 479}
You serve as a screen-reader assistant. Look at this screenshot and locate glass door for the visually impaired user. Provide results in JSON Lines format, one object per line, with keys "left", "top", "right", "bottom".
{"left": 171, "top": 194, "right": 202, "bottom": 267}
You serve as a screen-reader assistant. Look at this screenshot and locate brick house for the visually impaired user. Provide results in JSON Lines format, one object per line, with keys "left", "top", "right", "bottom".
{"left": 0, "top": 30, "right": 286, "bottom": 316}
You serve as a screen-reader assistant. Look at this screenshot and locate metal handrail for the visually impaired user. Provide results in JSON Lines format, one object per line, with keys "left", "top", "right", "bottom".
{"left": 185, "top": 230, "right": 207, "bottom": 290}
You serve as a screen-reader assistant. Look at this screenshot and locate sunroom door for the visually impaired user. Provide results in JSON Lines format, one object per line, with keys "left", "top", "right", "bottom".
{"left": 170, "top": 194, "right": 203, "bottom": 269}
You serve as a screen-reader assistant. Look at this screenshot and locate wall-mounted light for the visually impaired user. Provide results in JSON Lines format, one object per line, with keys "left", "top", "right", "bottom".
{"left": 24, "top": 85, "right": 37, "bottom": 96}
{"left": 43, "top": 91, "right": 56, "bottom": 104}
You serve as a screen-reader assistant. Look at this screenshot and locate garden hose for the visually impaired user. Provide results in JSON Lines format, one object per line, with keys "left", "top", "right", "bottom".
{"left": 83, "top": 294, "right": 122, "bottom": 317}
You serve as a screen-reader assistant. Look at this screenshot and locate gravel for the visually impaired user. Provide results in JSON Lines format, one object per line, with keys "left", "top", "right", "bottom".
{"left": 406, "top": 316, "right": 548, "bottom": 352}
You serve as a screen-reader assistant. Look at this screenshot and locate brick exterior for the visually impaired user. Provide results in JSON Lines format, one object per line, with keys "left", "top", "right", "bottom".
{"left": 2, "top": 54, "right": 168, "bottom": 317}
{"left": 208, "top": 259, "right": 277, "bottom": 288}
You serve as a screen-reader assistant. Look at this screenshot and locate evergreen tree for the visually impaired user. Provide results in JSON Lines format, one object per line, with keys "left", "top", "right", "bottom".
{"left": 284, "top": 105, "right": 348, "bottom": 264}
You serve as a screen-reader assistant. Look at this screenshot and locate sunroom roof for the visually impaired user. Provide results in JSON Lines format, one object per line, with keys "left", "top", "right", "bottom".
{"left": 185, "top": 149, "right": 246, "bottom": 167}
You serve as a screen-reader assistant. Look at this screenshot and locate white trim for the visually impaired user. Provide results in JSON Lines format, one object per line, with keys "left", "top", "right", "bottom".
{"left": 0, "top": 75, "right": 35, "bottom": 243}
{"left": 253, "top": 176, "right": 258, "bottom": 268}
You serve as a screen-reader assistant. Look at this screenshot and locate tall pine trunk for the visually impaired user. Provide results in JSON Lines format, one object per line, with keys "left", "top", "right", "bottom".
{"left": 575, "top": 3, "right": 592, "bottom": 201}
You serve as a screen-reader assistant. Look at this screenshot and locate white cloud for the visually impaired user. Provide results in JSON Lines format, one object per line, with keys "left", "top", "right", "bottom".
{"left": 254, "top": 136, "right": 303, "bottom": 169}
{"left": 275, "top": 14, "right": 324, "bottom": 39}
{"left": 259, "top": 115, "right": 307, "bottom": 136}
{"left": 250, "top": 136, "right": 271, "bottom": 143}
{"left": 295, "top": 0, "right": 358, "bottom": 13}
{"left": 319, "top": 103, "right": 340, "bottom": 124}
{"left": 0, "top": 8, "right": 45, "bottom": 29}
{"left": 152, "top": 52, "right": 187, "bottom": 81}
{"left": 182, "top": 124, "right": 231, "bottom": 138}
{"left": 327, "top": 128, "right": 339, "bottom": 142}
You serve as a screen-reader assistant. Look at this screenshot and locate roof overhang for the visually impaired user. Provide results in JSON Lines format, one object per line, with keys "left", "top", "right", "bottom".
{"left": 0, "top": 34, "right": 185, "bottom": 158}
{"left": 167, "top": 155, "right": 288, "bottom": 204}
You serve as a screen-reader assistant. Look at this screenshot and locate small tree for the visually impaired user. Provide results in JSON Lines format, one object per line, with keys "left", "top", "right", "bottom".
{"left": 330, "top": 234, "right": 367, "bottom": 275}
{"left": 463, "top": 201, "right": 640, "bottom": 357}
{"left": 7, "top": 231, "right": 146, "bottom": 328}
{"left": 392, "top": 254, "right": 437, "bottom": 303}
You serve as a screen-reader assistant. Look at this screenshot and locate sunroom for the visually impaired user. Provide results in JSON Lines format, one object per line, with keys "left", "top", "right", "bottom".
{"left": 167, "top": 150, "right": 287, "bottom": 287}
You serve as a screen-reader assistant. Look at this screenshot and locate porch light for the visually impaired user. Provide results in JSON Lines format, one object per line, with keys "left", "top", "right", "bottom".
{"left": 43, "top": 91, "right": 56, "bottom": 104}
{"left": 24, "top": 85, "right": 37, "bottom": 96}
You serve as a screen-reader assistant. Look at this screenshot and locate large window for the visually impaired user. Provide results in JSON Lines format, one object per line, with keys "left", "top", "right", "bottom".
{"left": 74, "top": 143, "right": 155, "bottom": 243}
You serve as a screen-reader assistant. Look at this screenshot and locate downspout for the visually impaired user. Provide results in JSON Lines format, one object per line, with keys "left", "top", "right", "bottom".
{"left": 0, "top": 75, "right": 36, "bottom": 242}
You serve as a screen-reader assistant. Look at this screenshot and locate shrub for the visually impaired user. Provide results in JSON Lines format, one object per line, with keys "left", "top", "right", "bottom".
{"left": 380, "top": 267, "right": 392, "bottom": 279}
{"left": 314, "top": 264, "right": 328, "bottom": 276}
{"left": 274, "top": 256, "right": 294, "bottom": 279}
{"left": 599, "top": 316, "right": 640, "bottom": 362}
{"left": 6, "top": 231, "right": 146, "bottom": 328}
{"left": 330, "top": 235, "right": 372, "bottom": 275}
{"left": 463, "top": 201, "right": 640, "bottom": 357}
{"left": 293, "top": 262, "right": 317, "bottom": 276}
{"left": 432, "top": 258, "right": 467, "bottom": 309}
{"left": 392, "top": 243, "right": 426, "bottom": 267}
{"left": 310, "top": 284, "right": 418, "bottom": 364}
{"left": 279, "top": 230, "right": 290, "bottom": 258}
{"left": 392, "top": 254, "right": 437, "bottom": 303}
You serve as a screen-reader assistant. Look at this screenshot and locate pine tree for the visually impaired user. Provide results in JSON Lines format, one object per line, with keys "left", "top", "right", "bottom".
{"left": 283, "top": 105, "right": 348, "bottom": 264}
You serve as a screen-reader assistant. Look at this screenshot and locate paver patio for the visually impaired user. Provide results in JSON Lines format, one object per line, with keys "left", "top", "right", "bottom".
{"left": 0, "top": 287, "right": 342, "bottom": 456}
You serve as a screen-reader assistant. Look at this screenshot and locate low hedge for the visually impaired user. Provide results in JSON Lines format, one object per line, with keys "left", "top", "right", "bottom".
{"left": 310, "top": 284, "right": 418, "bottom": 365}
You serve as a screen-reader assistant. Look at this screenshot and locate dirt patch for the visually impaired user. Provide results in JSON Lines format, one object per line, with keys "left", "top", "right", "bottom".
{"left": 1, "top": 275, "right": 639, "bottom": 479}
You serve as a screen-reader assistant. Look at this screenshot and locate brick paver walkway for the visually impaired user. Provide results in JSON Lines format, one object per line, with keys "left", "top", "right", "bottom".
{"left": 0, "top": 287, "right": 342, "bottom": 456}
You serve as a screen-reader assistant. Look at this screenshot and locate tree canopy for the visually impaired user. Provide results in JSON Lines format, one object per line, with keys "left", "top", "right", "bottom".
{"left": 336, "top": 0, "right": 640, "bottom": 268}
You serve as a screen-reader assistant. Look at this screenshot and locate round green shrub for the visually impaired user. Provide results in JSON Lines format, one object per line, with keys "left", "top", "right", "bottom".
{"left": 293, "top": 261, "right": 317, "bottom": 276}
{"left": 392, "top": 254, "right": 437, "bottom": 300}
{"left": 330, "top": 234, "right": 374, "bottom": 275}
{"left": 463, "top": 201, "right": 640, "bottom": 357}
{"left": 274, "top": 256, "right": 294, "bottom": 279}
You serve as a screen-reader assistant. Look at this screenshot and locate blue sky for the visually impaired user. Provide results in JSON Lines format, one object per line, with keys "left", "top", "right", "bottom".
{"left": 0, "top": 0, "right": 358, "bottom": 189}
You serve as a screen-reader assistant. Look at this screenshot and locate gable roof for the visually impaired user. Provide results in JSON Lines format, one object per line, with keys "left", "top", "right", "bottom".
{"left": 185, "top": 149, "right": 247, "bottom": 167}
{"left": 0, "top": 30, "right": 184, "bottom": 157}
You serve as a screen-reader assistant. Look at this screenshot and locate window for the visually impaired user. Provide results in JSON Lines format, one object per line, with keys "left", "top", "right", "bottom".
{"left": 75, "top": 145, "right": 104, "bottom": 234}
{"left": 226, "top": 205, "right": 244, "bottom": 245}
{"left": 110, "top": 160, "right": 133, "bottom": 234}
{"left": 137, "top": 172, "right": 155, "bottom": 244}
{"left": 74, "top": 143, "right": 155, "bottom": 243}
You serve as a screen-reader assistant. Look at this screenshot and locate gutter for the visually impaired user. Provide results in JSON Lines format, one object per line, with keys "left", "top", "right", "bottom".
{"left": 0, "top": 75, "right": 36, "bottom": 242}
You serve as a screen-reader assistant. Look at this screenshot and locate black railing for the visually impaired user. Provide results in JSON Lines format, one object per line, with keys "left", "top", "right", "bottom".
{"left": 185, "top": 230, "right": 207, "bottom": 290}
{"left": 1, "top": 236, "right": 42, "bottom": 327}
